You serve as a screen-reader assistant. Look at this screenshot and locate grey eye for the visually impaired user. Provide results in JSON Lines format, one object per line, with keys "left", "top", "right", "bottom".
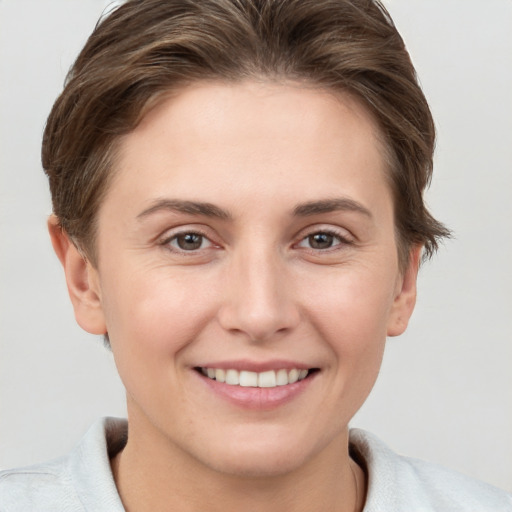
{"left": 172, "top": 233, "right": 207, "bottom": 251}
{"left": 306, "top": 232, "right": 337, "bottom": 250}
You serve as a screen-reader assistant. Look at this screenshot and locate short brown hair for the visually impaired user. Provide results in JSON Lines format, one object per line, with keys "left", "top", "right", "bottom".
{"left": 42, "top": 0, "right": 450, "bottom": 269}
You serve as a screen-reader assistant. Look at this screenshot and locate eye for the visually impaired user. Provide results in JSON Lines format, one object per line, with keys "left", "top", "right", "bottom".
{"left": 297, "top": 230, "right": 349, "bottom": 250}
{"left": 168, "top": 232, "right": 213, "bottom": 251}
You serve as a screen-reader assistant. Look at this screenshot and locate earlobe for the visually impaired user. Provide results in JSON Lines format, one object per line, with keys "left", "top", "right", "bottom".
{"left": 48, "top": 215, "right": 107, "bottom": 335}
{"left": 387, "top": 245, "right": 422, "bottom": 337}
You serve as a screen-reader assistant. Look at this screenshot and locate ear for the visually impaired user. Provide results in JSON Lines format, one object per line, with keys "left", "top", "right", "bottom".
{"left": 387, "top": 245, "right": 422, "bottom": 337}
{"left": 48, "top": 214, "right": 107, "bottom": 335}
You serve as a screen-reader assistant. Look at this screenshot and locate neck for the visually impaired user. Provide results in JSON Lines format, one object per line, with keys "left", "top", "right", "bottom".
{"left": 111, "top": 418, "right": 365, "bottom": 512}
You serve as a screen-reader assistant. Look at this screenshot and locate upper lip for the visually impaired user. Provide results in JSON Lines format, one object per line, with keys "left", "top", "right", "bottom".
{"left": 193, "top": 359, "right": 316, "bottom": 372}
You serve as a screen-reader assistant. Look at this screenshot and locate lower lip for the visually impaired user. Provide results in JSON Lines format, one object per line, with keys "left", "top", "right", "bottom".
{"left": 195, "top": 371, "right": 317, "bottom": 410}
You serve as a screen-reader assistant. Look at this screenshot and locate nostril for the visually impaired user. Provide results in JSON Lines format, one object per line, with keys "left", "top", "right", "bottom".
{"left": 216, "top": 275, "right": 301, "bottom": 341}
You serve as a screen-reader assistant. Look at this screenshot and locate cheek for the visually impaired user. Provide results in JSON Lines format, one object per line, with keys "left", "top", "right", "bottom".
{"left": 101, "top": 267, "right": 219, "bottom": 363}
{"left": 299, "top": 266, "right": 395, "bottom": 397}
{"left": 314, "top": 289, "right": 388, "bottom": 379}
{"left": 101, "top": 269, "right": 222, "bottom": 417}
{"left": 302, "top": 265, "right": 396, "bottom": 346}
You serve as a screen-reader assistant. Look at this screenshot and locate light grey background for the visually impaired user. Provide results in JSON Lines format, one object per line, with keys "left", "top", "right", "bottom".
{"left": 1, "top": 0, "right": 511, "bottom": 493}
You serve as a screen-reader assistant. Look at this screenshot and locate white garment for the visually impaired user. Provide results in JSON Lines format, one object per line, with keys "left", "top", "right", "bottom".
{"left": 0, "top": 418, "right": 510, "bottom": 511}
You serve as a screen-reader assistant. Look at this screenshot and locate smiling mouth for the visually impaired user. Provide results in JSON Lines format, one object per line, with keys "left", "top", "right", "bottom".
{"left": 196, "top": 367, "right": 318, "bottom": 388}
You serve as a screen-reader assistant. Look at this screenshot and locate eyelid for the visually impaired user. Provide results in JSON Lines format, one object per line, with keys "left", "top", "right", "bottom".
{"left": 158, "top": 225, "right": 220, "bottom": 252}
{"left": 169, "top": 233, "right": 213, "bottom": 251}
{"left": 293, "top": 225, "right": 355, "bottom": 252}
{"left": 295, "top": 224, "right": 354, "bottom": 242}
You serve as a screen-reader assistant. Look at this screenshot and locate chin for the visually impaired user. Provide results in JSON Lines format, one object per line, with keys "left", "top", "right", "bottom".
{"left": 191, "top": 426, "right": 334, "bottom": 479}
{"left": 204, "top": 446, "right": 310, "bottom": 479}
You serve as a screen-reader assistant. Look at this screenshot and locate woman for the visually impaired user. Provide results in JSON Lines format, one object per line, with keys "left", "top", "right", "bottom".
{"left": 1, "top": 0, "right": 510, "bottom": 510}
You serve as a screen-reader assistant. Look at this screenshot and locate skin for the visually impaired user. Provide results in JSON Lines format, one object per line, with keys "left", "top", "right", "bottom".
{"left": 49, "top": 81, "right": 420, "bottom": 512}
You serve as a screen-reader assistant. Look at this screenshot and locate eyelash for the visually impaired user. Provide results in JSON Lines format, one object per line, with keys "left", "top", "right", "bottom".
{"left": 295, "top": 228, "right": 353, "bottom": 252}
{"left": 160, "top": 229, "right": 215, "bottom": 254}
{"left": 159, "top": 227, "right": 353, "bottom": 255}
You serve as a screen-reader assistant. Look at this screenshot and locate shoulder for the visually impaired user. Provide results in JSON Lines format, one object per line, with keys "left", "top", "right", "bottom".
{"left": 0, "top": 418, "right": 127, "bottom": 512}
{"left": 349, "top": 428, "right": 512, "bottom": 512}
{"left": 0, "top": 456, "right": 81, "bottom": 511}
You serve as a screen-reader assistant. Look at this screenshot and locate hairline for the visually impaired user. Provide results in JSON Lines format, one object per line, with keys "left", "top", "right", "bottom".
{"left": 76, "top": 76, "right": 411, "bottom": 272}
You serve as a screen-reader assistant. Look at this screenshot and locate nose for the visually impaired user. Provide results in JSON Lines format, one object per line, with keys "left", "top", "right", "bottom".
{"left": 217, "top": 246, "right": 300, "bottom": 342}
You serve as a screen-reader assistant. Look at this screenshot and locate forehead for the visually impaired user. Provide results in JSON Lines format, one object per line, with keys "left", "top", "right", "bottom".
{"left": 108, "top": 80, "right": 390, "bottom": 216}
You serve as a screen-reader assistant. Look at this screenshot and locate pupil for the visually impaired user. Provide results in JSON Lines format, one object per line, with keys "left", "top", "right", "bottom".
{"left": 177, "top": 233, "right": 202, "bottom": 250}
{"left": 309, "top": 233, "right": 333, "bottom": 249}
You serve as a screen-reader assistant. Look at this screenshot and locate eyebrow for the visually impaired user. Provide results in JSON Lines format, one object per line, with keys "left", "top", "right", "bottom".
{"left": 137, "top": 199, "right": 232, "bottom": 220}
{"left": 293, "top": 198, "right": 372, "bottom": 218}
{"left": 137, "top": 197, "right": 372, "bottom": 221}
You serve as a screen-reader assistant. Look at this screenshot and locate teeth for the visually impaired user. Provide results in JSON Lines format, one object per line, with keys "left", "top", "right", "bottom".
{"left": 258, "top": 370, "right": 277, "bottom": 388}
{"left": 239, "top": 371, "right": 258, "bottom": 387}
{"left": 288, "top": 368, "right": 299, "bottom": 384}
{"left": 276, "top": 369, "right": 289, "bottom": 386}
{"left": 200, "top": 368, "right": 310, "bottom": 388}
{"left": 225, "top": 369, "right": 239, "bottom": 385}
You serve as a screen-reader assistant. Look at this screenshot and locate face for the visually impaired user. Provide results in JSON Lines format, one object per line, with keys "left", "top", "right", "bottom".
{"left": 62, "top": 81, "right": 419, "bottom": 477}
